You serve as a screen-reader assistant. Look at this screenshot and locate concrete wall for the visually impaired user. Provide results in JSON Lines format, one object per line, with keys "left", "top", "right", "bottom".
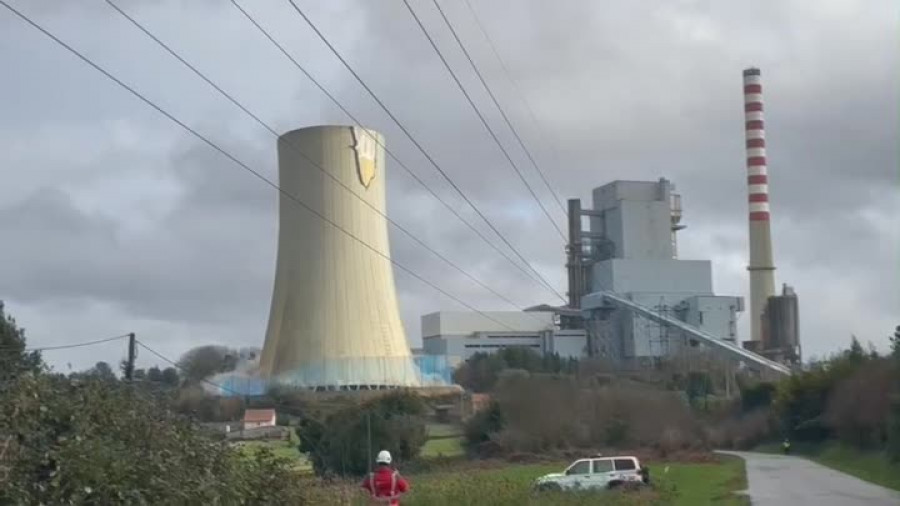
{"left": 591, "top": 180, "right": 674, "bottom": 260}
{"left": 592, "top": 259, "right": 713, "bottom": 294}
{"left": 680, "top": 295, "right": 743, "bottom": 343}
{"left": 422, "top": 325, "right": 587, "bottom": 362}
{"left": 421, "top": 311, "right": 555, "bottom": 338}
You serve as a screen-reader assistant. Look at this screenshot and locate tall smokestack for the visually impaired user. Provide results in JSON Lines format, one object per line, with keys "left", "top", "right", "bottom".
{"left": 743, "top": 68, "right": 777, "bottom": 347}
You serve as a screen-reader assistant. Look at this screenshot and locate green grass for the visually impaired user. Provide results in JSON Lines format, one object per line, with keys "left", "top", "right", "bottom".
{"left": 426, "top": 423, "right": 462, "bottom": 438}
{"left": 235, "top": 432, "right": 312, "bottom": 472}
{"left": 421, "top": 436, "right": 464, "bottom": 458}
{"left": 661, "top": 455, "right": 749, "bottom": 506}
{"left": 755, "top": 441, "right": 900, "bottom": 491}
{"left": 388, "top": 456, "right": 746, "bottom": 505}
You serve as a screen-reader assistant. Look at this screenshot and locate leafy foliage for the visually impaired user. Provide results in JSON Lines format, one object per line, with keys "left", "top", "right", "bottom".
{"left": 453, "top": 347, "right": 578, "bottom": 393}
{"left": 0, "top": 373, "right": 311, "bottom": 505}
{"left": 298, "top": 390, "right": 428, "bottom": 477}
{"left": 0, "top": 303, "right": 309, "bottom": 504}
{"left": 0, "top": 301, "right": 42, "bottom": 380}
{"left": 773, "top": 334, "right": 899, "bottom": 446}
{"left": 888, "top": 325, "right": 900, "bottom": 462}
{"left": 463, "top": 400, "right": 505, "bottom": 449}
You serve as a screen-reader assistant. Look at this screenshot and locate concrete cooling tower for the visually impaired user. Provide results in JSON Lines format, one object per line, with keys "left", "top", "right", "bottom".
{"left": 259, "top": 125, "right": 419, "bottom": 389}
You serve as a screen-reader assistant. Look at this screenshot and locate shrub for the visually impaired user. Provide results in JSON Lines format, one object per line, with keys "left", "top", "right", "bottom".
{"left": 462, "top": 401, "right": 504, "bottom": 451}
{"left": 298, "top": 390, "right": 428, "bottom": 477}
{"left": 0, "top": 374, "right": 310, "bottom": 505}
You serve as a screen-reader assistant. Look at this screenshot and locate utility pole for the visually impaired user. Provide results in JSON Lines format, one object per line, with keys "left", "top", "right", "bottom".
{"left": 366, "top": 412, "right": 373, "bottom": 477}
{"left": 125, "top": 333, "right": 136, "bottom": 381}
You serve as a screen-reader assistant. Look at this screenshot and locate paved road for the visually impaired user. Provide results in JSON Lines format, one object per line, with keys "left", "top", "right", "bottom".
{"left": 721, "top": 451, "right": 900, "bottom": 506}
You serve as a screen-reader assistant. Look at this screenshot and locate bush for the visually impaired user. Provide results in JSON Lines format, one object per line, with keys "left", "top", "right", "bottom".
{"left": 825, "top": 359, "right": 893, "bottom": 448}
{"left": 453, "top": 348, "right": 578, "bottom": 393}
{"left": 0, "top": 374, "right": 310, "bottom": 505}
{"left": 463, "top": 401, "right": 505, "bottom": 451}
{"left": 298, "top": 390, "right": 428, "bottom": 477}
{"left": 464, "top": 373, "right": 704, "bottom": 456}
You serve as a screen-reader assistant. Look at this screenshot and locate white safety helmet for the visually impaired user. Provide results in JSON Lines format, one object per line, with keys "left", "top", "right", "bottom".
{"left": 376, "top": 450, "right": 392, "bottom": 465}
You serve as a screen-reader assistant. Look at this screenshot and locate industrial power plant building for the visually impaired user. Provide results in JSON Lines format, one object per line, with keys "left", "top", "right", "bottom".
{"left": 577, "top": 179, "right": 744, "bottom": 365}
{"left": 425, "top": 179, "right": 752, "bottom": 370}
{"left": 220, "top": 68, "right": 795, "bottom": 396}
{"left": 421, "top": 311, "right": 587, "bottom": 361}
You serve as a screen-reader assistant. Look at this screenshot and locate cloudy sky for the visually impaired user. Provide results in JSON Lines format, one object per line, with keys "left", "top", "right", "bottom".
{"left": 1, "top": 0, "right": 896, "bottom": 373}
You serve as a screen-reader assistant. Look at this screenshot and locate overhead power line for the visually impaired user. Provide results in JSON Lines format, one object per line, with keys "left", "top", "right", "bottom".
{"left": 0, "top": 0, "right": 517, "bottom": 331}
{"left": 0, "top": 333, "right": 130, "bottom": 353}
{"left": 227, "top": 0, "right": 559, "bottom": 301}
{"left": 431, "top": 0, "right": 566, "bottom": 216}
{"left": 277, "top": 0, "right": 565, "bottom": 301}
{"left": 104, "top": 0, "right": 546, "bottom": 324}
{"left": 228, "top": 1, "right": 557, "bottom": 301}
{"left": 460, "top": 0, "right": 567, "bottom": 213}
{"left": 399, "top": 0, "right": 566, "bottom": 241}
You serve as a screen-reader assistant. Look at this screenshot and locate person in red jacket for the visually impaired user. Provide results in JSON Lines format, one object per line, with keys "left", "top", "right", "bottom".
{"left": 361, "top": 450, "right": 409, "bottom": 505}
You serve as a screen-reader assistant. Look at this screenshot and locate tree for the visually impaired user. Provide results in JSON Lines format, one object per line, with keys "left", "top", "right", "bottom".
{"left": 161, "top": 367, "right": 180, "bottom": 387}
{"left": 0, "top": 373, "right": 312, "bottom": 504}
{"left": 0, "top": 301, "right": 42, "bottom": 381}
{"left": 90, "top": 361, "right": 116, "bottom": 381}
{"left": 177, "top": 345, "right": 239, "bottom": 384}
{"left": 887, "top": 325, "right": 900, "bottom": 462}
{"left": 452, "top": 347, "right": 578, "bottom": 393}
{"left": 848, "top": 335, "right": 865, "bottom": 364}
{"left": 147, "top": 366, "right": 163, "bottom": 383}
{"left": 298, "top": 391, "right": 427, "bottom": 477}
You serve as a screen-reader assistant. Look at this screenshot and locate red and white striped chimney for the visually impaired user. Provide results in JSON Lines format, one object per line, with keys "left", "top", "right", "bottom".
{"left": 743, "top": 67, "right": 776, "bottom": 348}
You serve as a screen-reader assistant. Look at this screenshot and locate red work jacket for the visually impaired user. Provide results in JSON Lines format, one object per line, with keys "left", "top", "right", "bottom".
{"left": 361, "top": 466, "right": 410, "bottom": 505}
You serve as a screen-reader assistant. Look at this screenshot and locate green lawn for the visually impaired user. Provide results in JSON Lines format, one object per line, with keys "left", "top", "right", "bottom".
{"left": 426, "top": 423, "right": 462, "bottom": 438}
{"left": 756, "top": 441, "right": 900, "bottom": 491}
{"left": 421, "top": 436, "right": 464, "bottom": 458}
{"left": 235, "top": 432, "right": 312, "bottom": 472}
{"left": 389, "top": 456, "right": 748, "bottom": 506}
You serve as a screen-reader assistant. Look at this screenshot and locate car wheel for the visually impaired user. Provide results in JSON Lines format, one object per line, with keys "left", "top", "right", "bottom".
{"left": 607, "top": 480, "right": 624, "bottom": 490}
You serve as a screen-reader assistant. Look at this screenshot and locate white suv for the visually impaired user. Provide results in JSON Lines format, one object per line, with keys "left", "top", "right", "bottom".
{"left": 534, "top": 455, "right": 647, "bottom": 491}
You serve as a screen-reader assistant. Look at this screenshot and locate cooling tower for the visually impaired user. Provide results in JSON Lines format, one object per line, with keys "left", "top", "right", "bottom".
{"left": 742, "top": 68, "right": 777, "bottom": 346}
{"left": 259, "top": 125, "right": 419, "bottom": 389}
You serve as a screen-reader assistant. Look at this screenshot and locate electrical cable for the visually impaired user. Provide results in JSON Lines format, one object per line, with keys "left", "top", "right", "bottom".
{"left": 228, "top": 0, "right": 558, "bottom": 300}
{"left": 460, "top": 0, "right": 567, "bottom": 213}
{"left": 431, "top": 0, "right": 566, "bottom": 216}
{"left": 0, "top": 333, "right": 130, "bottom": 353}
{"left": 0, "top": 0, "right": 519, "bottom": 331}
{"left": 399, "top": 0, "right": 567, "bottom": 241}
{"left": 104, "top": 0, "right": 545, "bottom": 330}
{"left": 277, "top": 0, "right": 566, "bottom": 300}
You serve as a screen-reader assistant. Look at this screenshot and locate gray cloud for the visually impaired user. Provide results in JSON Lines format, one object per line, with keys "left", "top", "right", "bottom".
{"left": 0, "top": 0, "right": 896, "bottom": 372}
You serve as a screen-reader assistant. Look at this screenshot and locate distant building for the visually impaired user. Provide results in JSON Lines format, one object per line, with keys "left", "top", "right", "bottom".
{"left": 242, "top": 409, "right": 277, "bottom": 430}
{"left": 421, "top": 179, "right": 751, "bottom": 372}
{"left": 579, "top": 179, "right": 744, "bottom": 365}
{"left": 421, "top": 310, "right": 587, "bottom": 361}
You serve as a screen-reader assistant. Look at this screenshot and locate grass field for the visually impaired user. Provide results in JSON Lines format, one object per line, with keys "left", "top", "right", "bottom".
{"left": 756, "top": 441, "right": 900, "bottom": 491}
{"left": 306, "top": 455, "right": 748, "bottom": 505}
{"left": 235, "top": 430, "right": 312, "bottom": 472}
{"left": 422, "top": 423, "right": 464, "bottom": 458}
{"left": 421, "top": 436, "right": 464, "bottom": 457}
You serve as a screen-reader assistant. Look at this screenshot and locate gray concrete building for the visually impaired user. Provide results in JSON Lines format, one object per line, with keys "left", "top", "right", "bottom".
{"left": 421, "top": 311, "right": 587, "bottom": 361}
{"left": 579, "top": 179, "right": 744, "bottom": 365}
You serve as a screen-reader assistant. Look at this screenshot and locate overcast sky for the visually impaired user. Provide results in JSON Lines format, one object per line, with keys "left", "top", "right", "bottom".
{"left": 1, "top": 0, "right": 897, "bottom": 373}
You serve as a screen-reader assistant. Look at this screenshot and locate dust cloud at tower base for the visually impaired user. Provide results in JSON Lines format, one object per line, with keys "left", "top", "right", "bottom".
{"left": 259, "top": 125, "right": 420, "bottom": 389}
